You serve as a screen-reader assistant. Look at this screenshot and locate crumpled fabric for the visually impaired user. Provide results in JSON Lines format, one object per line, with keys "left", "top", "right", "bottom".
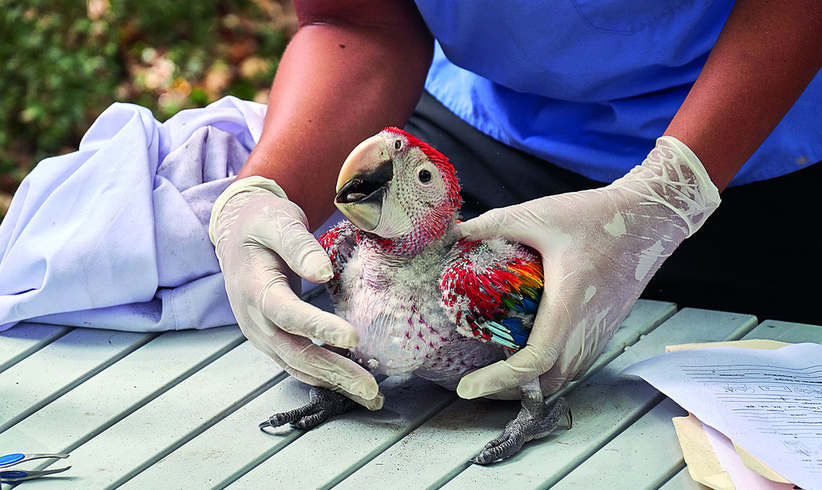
{"left": 0, "top": 96, "right": 267, "bottom": 331}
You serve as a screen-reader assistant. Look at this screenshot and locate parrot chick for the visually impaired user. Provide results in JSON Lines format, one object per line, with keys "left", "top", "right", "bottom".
{"left": 260, "top": 128, "right": 571, "bottom": 464}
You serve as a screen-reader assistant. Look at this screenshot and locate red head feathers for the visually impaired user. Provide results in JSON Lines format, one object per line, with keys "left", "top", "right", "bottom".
{"left": 383, "top": 127, "right": 462, "bottom": 214}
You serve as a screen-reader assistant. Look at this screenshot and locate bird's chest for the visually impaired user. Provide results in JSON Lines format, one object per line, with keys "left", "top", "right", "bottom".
{"left": 337, "top": 247, "right": 505, "bottom": 385}
{"left": 338, "top": 252, "right": 451, "bottom": 376}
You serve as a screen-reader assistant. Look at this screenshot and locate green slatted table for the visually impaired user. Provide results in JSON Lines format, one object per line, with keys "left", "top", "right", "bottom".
{"left": 1, "top": 294, "right": 819, "bottom": 490}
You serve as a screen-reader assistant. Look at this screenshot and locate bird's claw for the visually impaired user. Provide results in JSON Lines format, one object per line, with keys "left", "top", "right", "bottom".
{"left": 259, "top": 386, "right": 358, "bottom": 432}
{"left": 471, "top": 396, "right": 571, "bottom": 465}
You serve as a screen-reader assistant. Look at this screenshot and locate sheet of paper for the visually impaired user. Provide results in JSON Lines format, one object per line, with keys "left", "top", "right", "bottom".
{"left": 623, "top": 343, "right": 822, "bottom": 490}
{"left": 669, "top": 339, "right": 795, "bottom": 484}
{"left": 701, "top": 419, "right": 796, "bottom": 490}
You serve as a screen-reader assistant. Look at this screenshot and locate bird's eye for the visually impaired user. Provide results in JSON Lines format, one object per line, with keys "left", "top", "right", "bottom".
{"left": 418, "top": 169, "right": 432, "bottom": 183}
{"left": 394, "top": 139, "right": 403, "bottom": 151}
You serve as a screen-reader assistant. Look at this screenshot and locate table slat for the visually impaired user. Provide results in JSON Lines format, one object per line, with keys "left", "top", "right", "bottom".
{"left": 118, "top": 375, "right": 312, "bottom": 490}
{"left": 0, "top": 323, "right": 72, "bottom": 374}
{"left": 744, "top": 319, "right": 822, "bottom": 344}
{"left": 553, "top": 397, "right": 687, "bottom": 489}
{"left": 659, "top": 468, "right": 712, "bottom": 490}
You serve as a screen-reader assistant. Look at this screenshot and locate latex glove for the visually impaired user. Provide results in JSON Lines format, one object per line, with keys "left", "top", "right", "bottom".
{"left": 209, "top": 176, "right": 383, "bottom": 410}
{"left": 456, "top": 136, "right": 721, "bottom": 399}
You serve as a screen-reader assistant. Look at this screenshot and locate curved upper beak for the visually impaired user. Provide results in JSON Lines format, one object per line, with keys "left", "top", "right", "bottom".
{"left": 334, "top": 134, "right": 393, "bottom": 232}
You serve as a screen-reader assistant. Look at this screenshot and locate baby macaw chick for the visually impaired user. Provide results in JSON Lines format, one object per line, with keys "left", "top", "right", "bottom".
{"left": 261, "top": 128, "right": 571, "bottom": 464}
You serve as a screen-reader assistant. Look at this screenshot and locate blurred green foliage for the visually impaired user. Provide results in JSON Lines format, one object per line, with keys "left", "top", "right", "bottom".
{"left": 0, "top": 0, "right": 295, "bottom": 215}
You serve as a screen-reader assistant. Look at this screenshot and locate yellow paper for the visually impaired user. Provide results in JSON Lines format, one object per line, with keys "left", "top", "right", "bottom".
{"left": 673, "top": 414, "right": 734, "bottom": 490}
{"left": 666, "top": 339, "right": 790, "bottom": 352}
{"left": 732, "top": 441, "right": 792, "bottom": 484}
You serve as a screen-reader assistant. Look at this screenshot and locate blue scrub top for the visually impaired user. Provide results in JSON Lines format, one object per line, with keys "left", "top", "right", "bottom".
{"left": 416, "top": 0, "right": 822, "bottom": 186}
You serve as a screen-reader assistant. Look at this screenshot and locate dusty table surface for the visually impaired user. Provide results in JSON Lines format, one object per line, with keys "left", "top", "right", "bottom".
{"left": 2, "top": 292, "right": 819, "bottom": 490}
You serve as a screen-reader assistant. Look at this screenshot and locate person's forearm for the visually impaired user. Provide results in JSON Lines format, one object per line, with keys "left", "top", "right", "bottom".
{"left": 238, "top": 0, "right": 433, "bottom": 230}
{"left": 665, "top": 0, "right": 822, "bottom": 191}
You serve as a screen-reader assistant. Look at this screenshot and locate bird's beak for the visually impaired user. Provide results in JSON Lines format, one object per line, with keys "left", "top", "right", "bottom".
{"left": 334, "top": 134, "right": 394, "bottom": 233}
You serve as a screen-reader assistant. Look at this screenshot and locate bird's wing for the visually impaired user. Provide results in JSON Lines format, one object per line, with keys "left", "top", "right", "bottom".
{"left": 318, "top": 220, "right": 359, "bottom": 306}
{"left": 440, "top": 238, "right": 543, "bottom": 350}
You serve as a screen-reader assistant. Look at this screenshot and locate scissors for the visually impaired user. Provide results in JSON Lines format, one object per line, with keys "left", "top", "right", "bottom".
{"left": 0, "top": 453, "right": 71, "bottom": 483}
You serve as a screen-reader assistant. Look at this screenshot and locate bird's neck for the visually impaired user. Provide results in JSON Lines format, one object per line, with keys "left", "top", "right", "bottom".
{"left": 358, "top": 227, "right": 457, "bottom": 289}
{"left": 367, "top": 211, "right": 458, "bottom": 258}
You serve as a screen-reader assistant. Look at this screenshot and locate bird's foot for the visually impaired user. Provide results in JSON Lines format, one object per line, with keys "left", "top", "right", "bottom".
{"left": 259, "top": 386, "right": 358, "bottom": 432}
{"left": 470, "top": 396, "right": 571, "bottom": 465}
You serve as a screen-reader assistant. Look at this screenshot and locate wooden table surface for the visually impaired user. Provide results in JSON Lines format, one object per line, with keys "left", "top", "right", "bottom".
{"left": 2, "top": 291, "right": 820, "bottom": 490}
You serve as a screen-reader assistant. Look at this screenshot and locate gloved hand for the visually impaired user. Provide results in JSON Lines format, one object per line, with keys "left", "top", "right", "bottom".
{"left": 209, "top": 176, "right": 383, "bottom": 410}
{"left": 455, "top": 136, "right": 721, "bottom": 399}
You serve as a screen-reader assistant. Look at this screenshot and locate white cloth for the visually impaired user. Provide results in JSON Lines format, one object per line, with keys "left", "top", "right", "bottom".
{"left": 0, "top": 97, "right": 267, "bottom": 331}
